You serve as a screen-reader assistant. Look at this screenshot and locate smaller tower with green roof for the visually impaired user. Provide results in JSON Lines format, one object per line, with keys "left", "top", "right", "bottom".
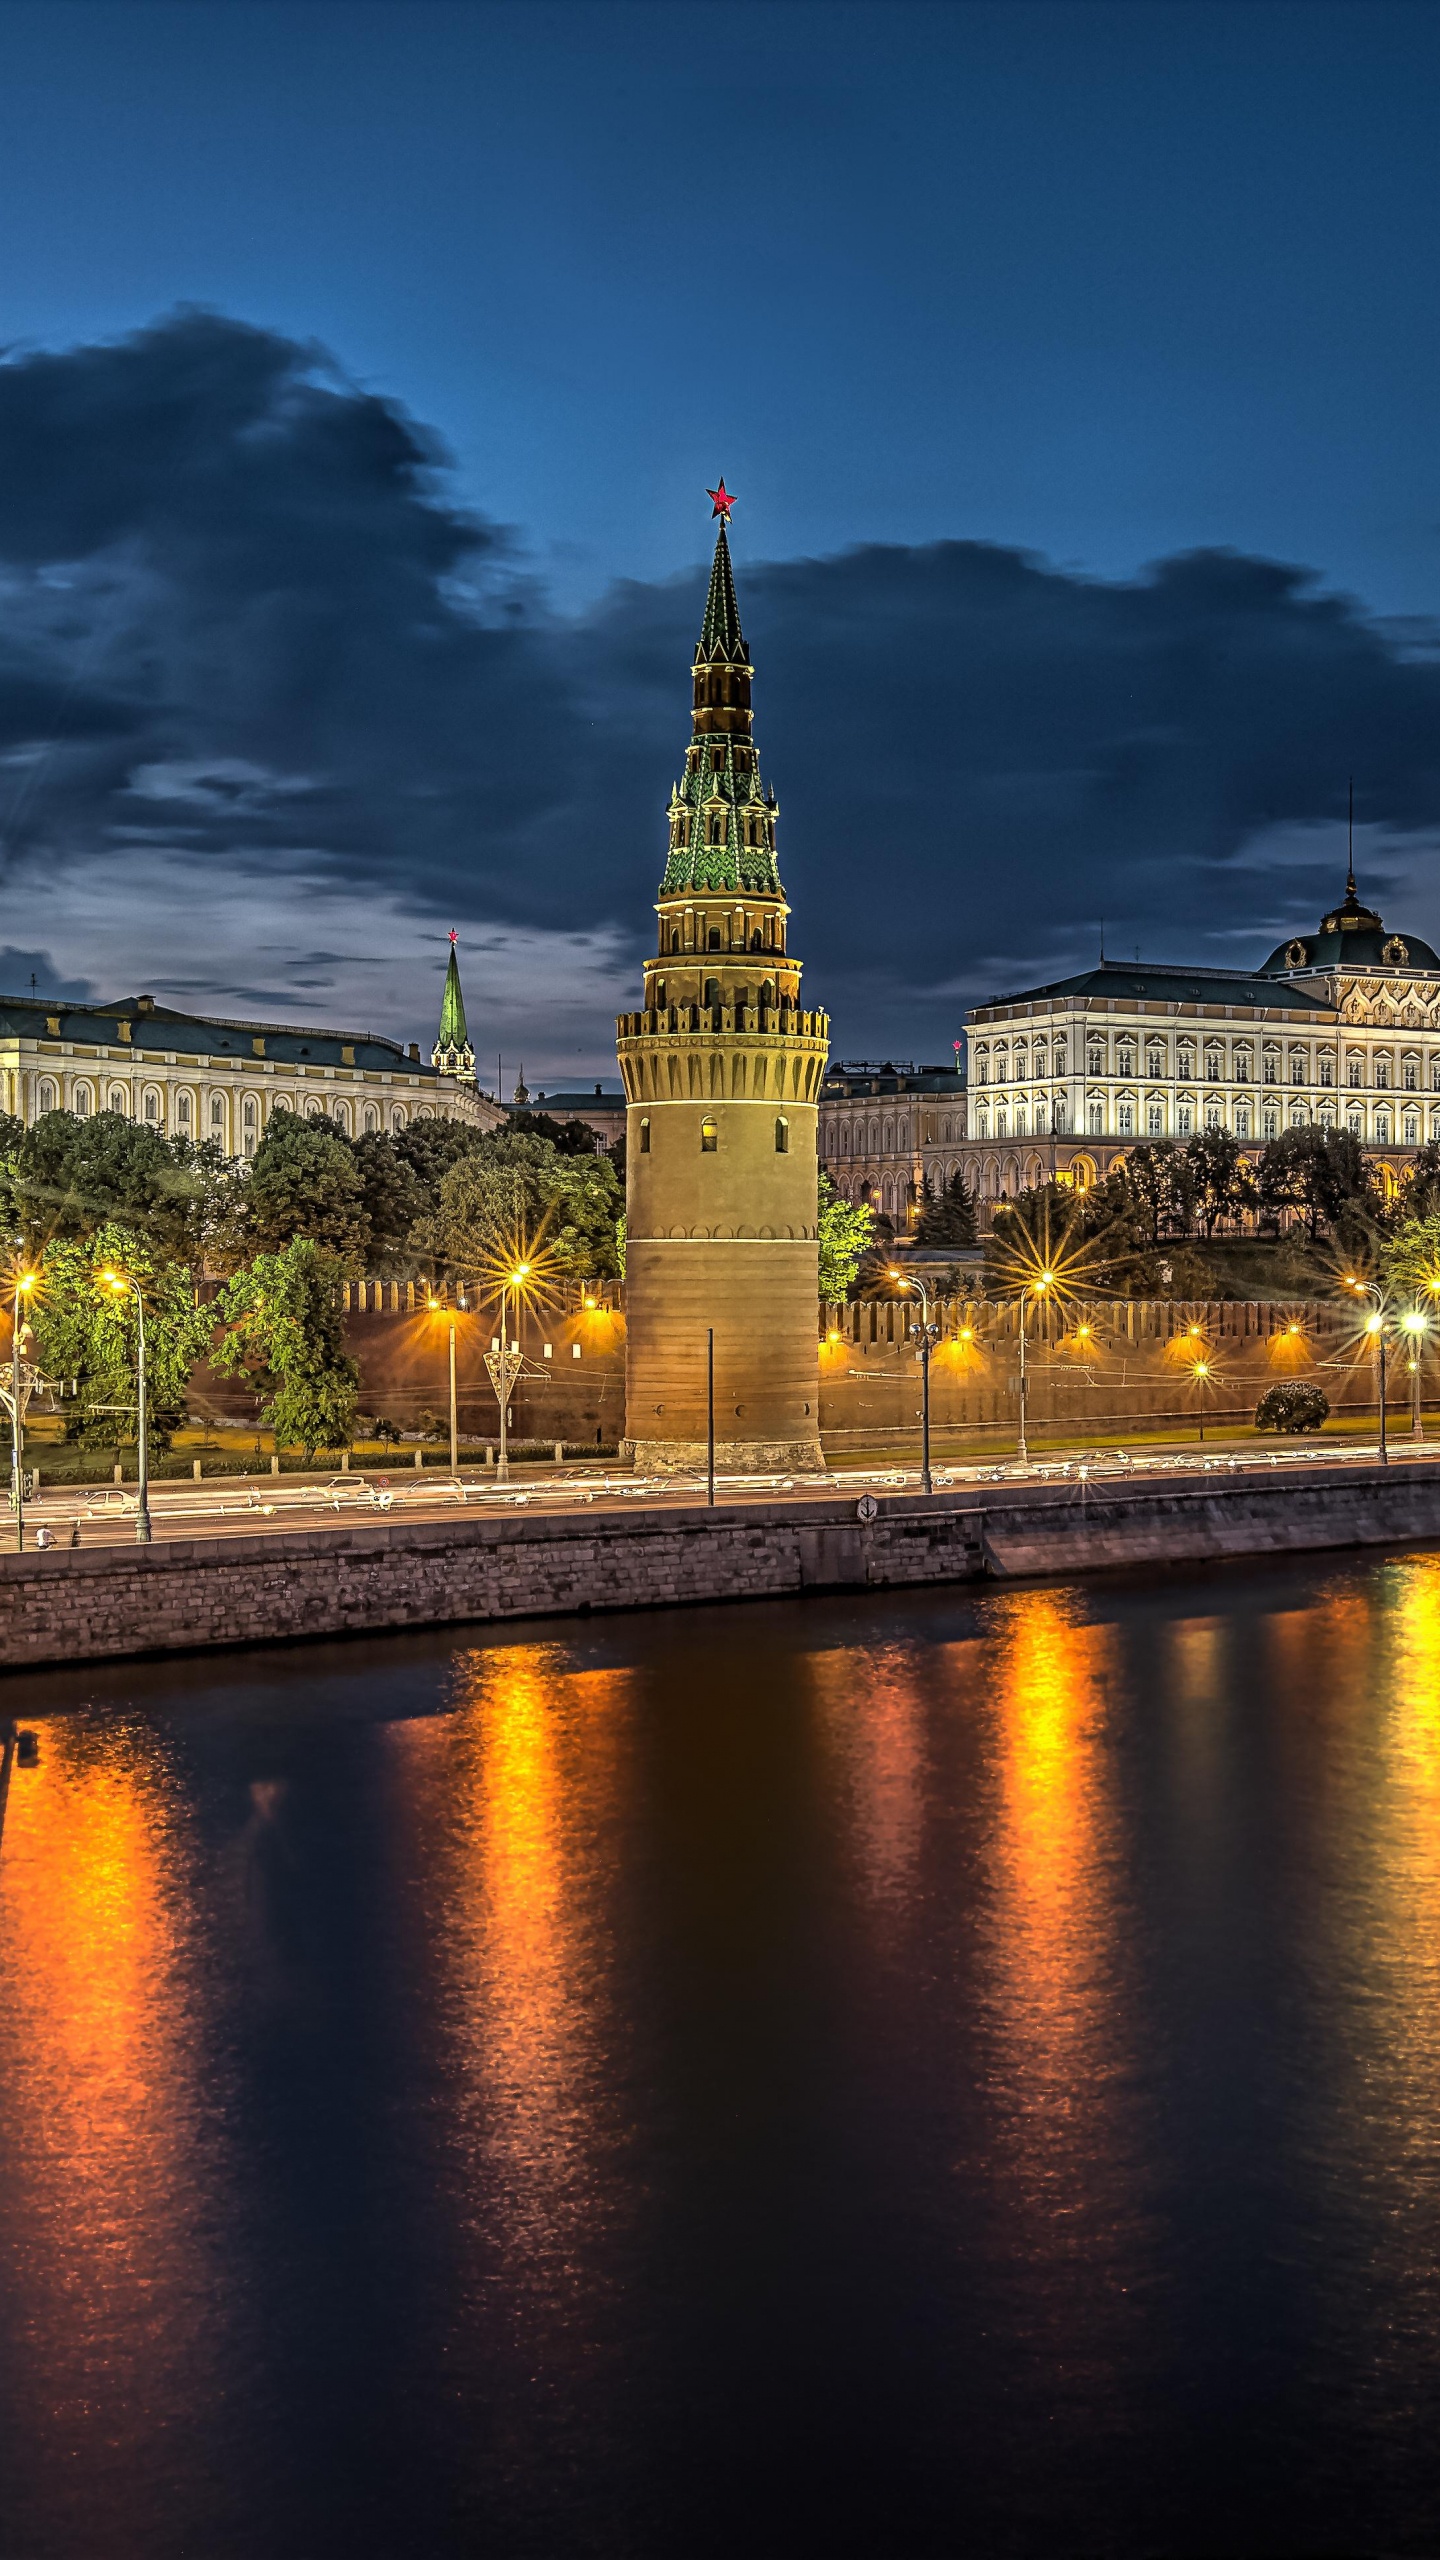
{"left": 433, "top": 930, "right": 476, "bottom": 1083}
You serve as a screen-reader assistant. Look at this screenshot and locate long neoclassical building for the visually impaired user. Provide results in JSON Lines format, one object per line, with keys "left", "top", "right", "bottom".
{"left": 963, "top": 870, "right": 1440, "bottom": 1211}
{"left": 0, "top": 931, "right": 503, "bottom": 1147}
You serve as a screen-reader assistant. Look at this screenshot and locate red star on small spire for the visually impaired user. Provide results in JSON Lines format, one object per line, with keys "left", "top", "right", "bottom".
{"left": 449, "top": 928, "right": 457, "bottom": 944}
{"left": 707, "top": 479, "right": 736, "bottom": 521}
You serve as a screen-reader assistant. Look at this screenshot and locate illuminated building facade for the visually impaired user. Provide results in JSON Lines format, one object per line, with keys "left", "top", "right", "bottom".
{"left": 819, "top": 1058, "right": 968, "bottom": 1228}
{"left": 616, "top": 509, "right": 830, "bottom": 1469}
{"left": 963, "top": 870, "right": 1440, "bottom": 1214}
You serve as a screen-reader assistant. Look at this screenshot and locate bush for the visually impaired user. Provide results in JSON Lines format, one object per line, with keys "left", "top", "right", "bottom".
{"left": 1255, "top": 1382, "right": 1330, "bottom": 1434}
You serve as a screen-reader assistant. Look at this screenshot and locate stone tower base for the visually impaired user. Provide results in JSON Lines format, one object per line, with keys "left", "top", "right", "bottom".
{"left": 622, "top": 1435, "right": 826, "bottom": 1476}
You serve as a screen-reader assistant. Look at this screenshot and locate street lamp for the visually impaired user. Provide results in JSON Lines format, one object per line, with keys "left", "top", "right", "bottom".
{"left": 1015, "top": 1269, "right": 1055, "bottom": 1465}
{"left": 1343, "top": 1278, "right": 1389, "bottom": 1466}
{"left": 484, "top": 1262, "right": 530, "bottom": 1485}
{"left": 1400, "top": 1307, "right": 1429, "bottom": 1441}
{"left": 888, "top": 1268, "right": 940, "bottom": 1492}
{"left": 100, "top": 1268, "right": 152, "bottom": 1540}
{"left": 427, "top": 1293, "right": 462, "bottom": 1475}
{"left": 1, "top": 1270, "right": 40, "bottom": 1551}
{"left": 1191, "top": 1355, "right": 1212, "bottom": 1444}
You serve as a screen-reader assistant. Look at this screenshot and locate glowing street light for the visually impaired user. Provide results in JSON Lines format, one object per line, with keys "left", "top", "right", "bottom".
{"left": 1343, "top": 1276, "right": 1390, "bottom": 1466}
{"left": 100, "top": 1267, "right": 152, "bottom": 1542}
{"left": 888, "top": 1267, "right": 940, "bottom": 1492}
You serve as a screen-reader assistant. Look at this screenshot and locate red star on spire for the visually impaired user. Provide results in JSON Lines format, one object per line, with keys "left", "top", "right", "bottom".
{"left": 707, "top": 479, "right": 736, "bottom": 521}
{"left": 449, "top": 928, "right": 457, "bottom": 944}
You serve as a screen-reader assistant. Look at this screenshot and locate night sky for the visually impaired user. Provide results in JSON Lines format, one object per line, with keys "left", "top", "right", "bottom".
{"left": 1, "top": 0, "right": 1438, "bottom": 1078}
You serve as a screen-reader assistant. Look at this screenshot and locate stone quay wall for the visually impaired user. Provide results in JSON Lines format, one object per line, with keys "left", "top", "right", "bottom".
{"left": 5, "top": 1461, "right": 1440, "bottom": 1673}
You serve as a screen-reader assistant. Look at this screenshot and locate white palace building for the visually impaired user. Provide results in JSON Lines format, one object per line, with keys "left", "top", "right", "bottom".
{"left": 0, "top": 934, "right": 502, "bottom": 1149}
{"left": 962, "top": 868, "right": 1440, "bottom": 1213}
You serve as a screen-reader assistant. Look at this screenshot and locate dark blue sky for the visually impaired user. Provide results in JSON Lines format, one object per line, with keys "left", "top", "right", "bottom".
{"left": 0, "top": 0, "right": 1438, "bottom": 1074}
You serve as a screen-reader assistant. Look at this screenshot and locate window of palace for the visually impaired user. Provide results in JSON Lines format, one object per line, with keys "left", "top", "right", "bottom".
{"left": 37, "top": 1079, "right": 55, "bottom": 1113}
{"left": 1236, "top": 1106, "right": 1251, "bottom": 1136}
{"left": 1204, "top": 1051, "right": 1222, "bottom": 1081}
{"left": 1290, "top": 1053, "right": 1307, "bottom": 1084}
{"left": 1348, "top": 1058, "right": 1362, "bottom": 1087}
{"left": 1405, "top": 1112, "right": 1420, "bottom": 1144}
{"left": 1263, "top": 1108, "right": 1279, "bottom": 1139}
{"left": 243, "top": 1098, "right": 257, "bottom": 1126}
{"left": 1264, "top": 1054, "right": 1278, "bottom": 1084}
{"left": 1116, "top": 1101, "right": 1134, "bottom": 1134}
{"left": 1404, "top": 1061, "right": 1419, "bottom": 1090}
{"left": 977, "top": 1111, "right": 989, "bottom": 1137}
{"left": 1087, "top": 1103, "right": 1103, "bottom": 1135}
{"left": 176, "top": 1093, "right": 191, "bottom": 1128}
{"left": 1320, "top": 1059, "right": 1334, "bottom": 1086}
{"left": 1205, "top": 1105, "right": 1222, "bottom": 1131}
{"left": 1177, "top": 1102, "right": 1193, "bottom": 1135}
{"left": 1117, "top": 1047, "right": 1135, "bottom": 1078}
{"left": 1054, "top": 1044, "right": 1067, "bottom": 1073}
{"left": 1433, "top": 1060, "right": 1440, "bottom": 1091}
{"left": 109, "top": 1086, "right": 126, "bottom": 1114}
{"left": 1054, "top": 1101, "right": 1067, "bottom": 1132}
{"left": 1087, "top": 1045, "right": 1103, "bottom": 1076}
{"left": 1376, "top": 1110, "right": 1392, "bottom": 1140}
{"left": 1035, "top": 1102, "right": 1048, "bottom": 1133}
{"left": 1148, "top": 1103, "right": 1164, "bottom": 1134}
{"left": 1376, "top": 1061, "right": 1390, "bottom": 1089}
{"left": 211, "top": 1096, "right": 224, "bottom": 1130}
{"left": 1016, "top": 1106, "right": 1028, "bottom": 1135}
{"left": 994, "top": 1108, "right": 1007, "bottom": 1136}
{"left": 1348, "top": 1108, "right": 1363, "bottom": 1135}
{"left": 74, "top": 1086, "right": 91, "bottom": 1116}
{"left": 1234, "top": 1052, "right": 1251, "bottom": 1083}
{"left": 1146, "top": 1045, "right": 1165, "bottom": 1077}
{"left": 975, "top": 1054, "right": 989, "bottom": 1083}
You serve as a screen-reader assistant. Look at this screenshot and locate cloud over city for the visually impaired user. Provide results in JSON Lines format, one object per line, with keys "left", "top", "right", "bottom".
{"left": 0, "top": 308, "right": 1438, "bottom": 1072}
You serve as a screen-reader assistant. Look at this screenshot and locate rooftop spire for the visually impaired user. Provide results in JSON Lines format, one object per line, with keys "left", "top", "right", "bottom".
{"left": 432, "top": 929, "right": 475, "bottom": 1082}
{"left": 697, "top": 521, "right": 747, "bottom": 667}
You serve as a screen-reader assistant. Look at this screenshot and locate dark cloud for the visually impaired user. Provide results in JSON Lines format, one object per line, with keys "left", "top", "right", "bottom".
{"left": 2, "top": 308, "right": 1439, "bottom": 1059}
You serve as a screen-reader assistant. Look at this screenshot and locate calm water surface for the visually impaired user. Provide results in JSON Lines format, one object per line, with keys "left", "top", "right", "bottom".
{"left": 4, "top": 1556, "right": 1440, "bottom": 2557}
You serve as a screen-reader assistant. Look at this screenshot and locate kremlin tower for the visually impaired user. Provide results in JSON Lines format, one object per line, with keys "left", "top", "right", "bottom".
{"left": 616, "top": 488, "right": 830, "bottom": 1472}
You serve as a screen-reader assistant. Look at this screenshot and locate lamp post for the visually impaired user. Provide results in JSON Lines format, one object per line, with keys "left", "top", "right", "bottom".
{"left": 484, "top": 1263, "right": 530, "bottom": 1485}
{"left": 888, "top": 1268, "right": 939, "bottom": 1492}
{"left": 1401, "top": 1308, "right": 1428, "bottom": 1441}
{"left": 427, "top": 1294, "right": 461, "bottom": 1474}
{"left": 1015, "top": 1270, "right": 1055, "bottom": 1465}
{"left": 101, "top": 1268, "right": 152, "bottom": 1540}
{"left": 1, "top": 1271, "right": 39, "bottom": 1551}
{"left": 1344, "top": 1278, "right": 1388, "bottom": 1466}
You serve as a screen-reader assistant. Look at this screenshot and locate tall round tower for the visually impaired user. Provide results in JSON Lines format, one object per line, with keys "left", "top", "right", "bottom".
{"left": 617, "top": 496, "right": 830, "bottom": 1473}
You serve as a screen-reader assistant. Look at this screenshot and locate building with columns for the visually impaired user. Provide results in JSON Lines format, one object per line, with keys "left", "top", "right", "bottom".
{"left": 616, "top": 503, "right": 830, "bottom": 1470}
{"left": 0, "top": 934, "right": 503, "bottom": 1148}
{"left": 962, "top": 870, "right": 1440, "bottom": 1215}
{"left": 819, "top": 1058, "right": 968, "bottom": 1228}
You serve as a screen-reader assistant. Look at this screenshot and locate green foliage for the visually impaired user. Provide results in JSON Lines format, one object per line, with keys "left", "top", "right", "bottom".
{"left": 29, "top": 1224, "right": 214, "bottom": 1451}
{"left": 418, "top": 1131, "right": 624, "bottom": 1282}
{"left": 508, "top": 1109, "right": 609, "bottom": 1159}
{"left": 914, "top": 1169, "right": 977, "bottom": 1250}
{"left": 1380, "top": 1216, "right": 1440, "bottom": 1306}
{"left": 244, "top": 1108, "right": 371, "bottom": 1266}
{"left": 214, "top": 1238, "right": 359, "bottom": 1457}
{"left": 1255, "top": 1381, "right": 1330, "bottom": 1434}
{"left": 818, "top": 1170, "right": 875, "bottom": 1299}
{"left": 353, "top": 1132, "right": 428, "bottom": 1275}
{"left": 1254, "top": 1126, "right": 1377, "bottom": 1243}
{"left": 1401, "top": 1146, "right": 1440, "bottom": 1224}
{"left": 0, "top": 1108, "right": 240, "bottom": 1262}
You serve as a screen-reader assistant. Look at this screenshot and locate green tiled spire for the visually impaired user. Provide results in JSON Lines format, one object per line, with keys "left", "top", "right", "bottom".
{"left": 439, "top": 933, "right": 467, "bottom": 1047}
{"left": 661, "top": 526, "right": 782, "bottom": 898}
{"left": 432, "top": 931, "right": 475, "bottom": 1081}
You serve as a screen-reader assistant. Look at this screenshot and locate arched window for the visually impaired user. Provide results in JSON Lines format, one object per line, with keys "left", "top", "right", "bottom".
{"left": 707, "top": 926, "right": 722, "bottom": 950}
{"left": 364, "top": 1105, "right": 379, "bottom": 1133}
{"left": 37, "top": 1079, "right": 55, "bottom": 1114}
{"left": 73, "top": 1085, "right": 91, "bottom": 1118}
{"left": 242, "top": 1097, "right": 257, "bottom": 1128}
{"left": 332, "top": 1100, "right": 350, "bottom": 1134}
{"left": 1404, "top": 1112, "right": 1420, "bottom": 1145}
{"left": 175, "top": 1092, "right": 191, "bottom": 1128}
{"left": 775, "top": 1115, "right": 789, "bottom": 1153}
{"left": 211, "top": 1095, "right": 225, "bottom": 1131}
{"left": 1087, "top": 1103, "right": 1103, "bottom": 1136}
{"left": 391, "top": 1106, "right": 406, "bottom": 1132}
{"left": 109, "top": 1087, "right": 127, "bottom": 1115}
{"left": 144, "top": 1090, "right": 160, "bottom": 1124}
{"left": 640, "top": 1116, "right": 651, "bottom": 1153}
{"left": 700, "top": 1115, "right": 718, "bottom": 1152}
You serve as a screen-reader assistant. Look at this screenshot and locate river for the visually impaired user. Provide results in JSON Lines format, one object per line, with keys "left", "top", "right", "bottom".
{"left": 3, "top": 1555, "right": 1440, "bottom": 2556}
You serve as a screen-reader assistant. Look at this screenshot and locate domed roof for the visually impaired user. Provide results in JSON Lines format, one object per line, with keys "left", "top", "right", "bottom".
{"left": 1259, "top": 871, "right": 1440, "bottom": 978}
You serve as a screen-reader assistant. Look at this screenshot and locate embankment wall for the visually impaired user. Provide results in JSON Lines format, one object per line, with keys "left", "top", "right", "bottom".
{"left": 5, "top": 1461, "right": 1440, "bottom": 1672}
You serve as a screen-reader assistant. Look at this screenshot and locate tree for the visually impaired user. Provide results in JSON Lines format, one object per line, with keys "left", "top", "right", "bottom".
{"left": 30, "top": 1223, "right": 214, "bottom": 1452}
{"left": 1114, "top": 1141, "right": 1180, "bottom": 1248}
{"left": 8, "top": 1109, "right": 189, "bottom": 1253}
{"left": 1255, "top": 1127, "right": 1375, "bottom": 1243}
{"left": 1182, "top": 1129, "right": 1248, "bottom": 1237}
{"left": 243, "top": 1109, "right": 370, "bottom": 1266}
{"left": 418, "top": 1132, "right": 623, "bottom": 1282}
{"left": 508, "top": 1109, "right": 608, "bottom": 1159}
{"left": 914, "top": 1169, "right": 977, "bottom": 1250}
{"left": 1402, "top": 1143, "right": 1440, "bottom": 1223}
{"left": 353, "top": 1133, "right": 428, "bottom": 1275}
{"left": 391, "top": 1116, "right": 483, "bottom": 1207}
{"left": 214, "top": 1239, "right": 359, "bottom": 1458}
{"left": 1380, "top": 1215, "right": 1440, "bottom": 1306}
{"left": 818, "top": 1171, "right": 874, "bottom": 1299}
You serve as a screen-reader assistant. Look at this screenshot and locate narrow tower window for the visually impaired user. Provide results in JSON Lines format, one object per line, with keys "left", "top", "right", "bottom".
{"left": 640, "top": 1116, "right": 651, "bottom": 1153}
{"left": 700, "top": 1115, "right": 718, "bottom": 1153}
{"left": 775, "top": 1115, "right": 789, "bottom": 1153}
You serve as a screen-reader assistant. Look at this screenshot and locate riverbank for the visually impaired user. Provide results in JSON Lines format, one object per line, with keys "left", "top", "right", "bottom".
{"left": 4, "top": 1456, "right": 1440, "bottom": 1671}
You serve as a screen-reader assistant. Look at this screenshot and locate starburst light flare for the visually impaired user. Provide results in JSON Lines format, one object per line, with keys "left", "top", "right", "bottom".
{"left": 987, "top": 1193, "right": 1112, "bottom": 1318}
{"left": 467, "top": 1220, "right": 564, "bottom": 1318}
